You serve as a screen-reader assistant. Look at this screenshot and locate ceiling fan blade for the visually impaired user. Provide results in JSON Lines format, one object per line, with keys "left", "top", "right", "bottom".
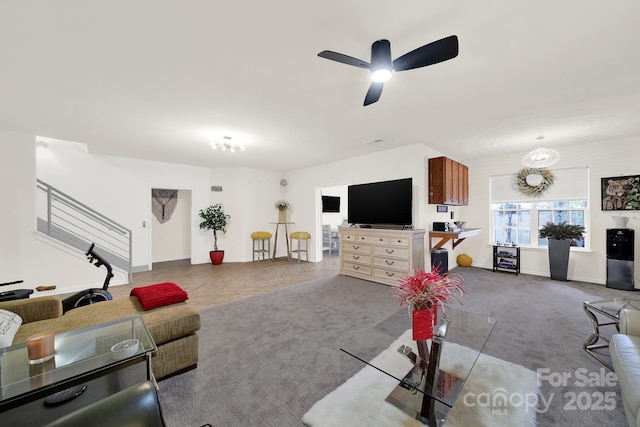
{"left": 318, "top": 51, "right": 370, "bottom": 69}
{"left": 364, "top": 82, "right": 384, "bottom": 106}
{"left": 392, "top": 35, "right": 459, "bottom": 71}
{"left": 370, "top": 39, "right": 392, "bottom": 69}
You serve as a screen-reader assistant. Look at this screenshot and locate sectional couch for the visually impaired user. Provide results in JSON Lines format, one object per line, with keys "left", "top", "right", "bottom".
{"left": 0, "top": 293, "right": 200, "bottom": 380}
{"left": 610, "top": 308, "right": 640, "bottom": 427}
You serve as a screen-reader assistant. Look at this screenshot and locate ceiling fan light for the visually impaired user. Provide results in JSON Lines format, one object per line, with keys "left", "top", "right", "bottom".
{"left": 521, "top": 147, "right": 560, "bottom": 168}
{"left": 371, "top": 69, "right": 391, "bottom": 83}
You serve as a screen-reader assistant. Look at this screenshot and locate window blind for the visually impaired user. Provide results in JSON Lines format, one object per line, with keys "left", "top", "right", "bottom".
{"left": 490, "top": 167, "right": 589, "bottom": 203}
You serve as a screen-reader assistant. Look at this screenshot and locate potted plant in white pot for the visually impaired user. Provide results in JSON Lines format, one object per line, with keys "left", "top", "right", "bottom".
{"left": 198, "top": 203, "right": 230, "bottom": 265}
{"left": 539, "top": 221, "right": 585, "bottom": 281}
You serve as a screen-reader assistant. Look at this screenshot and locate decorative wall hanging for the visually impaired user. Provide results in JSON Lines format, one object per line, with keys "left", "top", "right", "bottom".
{"left": 152, "top": 189, "right": 178, "bottom": 223}
{"left": 601, "top": 175, "right": 640, "bottom": 211}
{"left": 515, "top": 168, "right": 554, "bottom": 197}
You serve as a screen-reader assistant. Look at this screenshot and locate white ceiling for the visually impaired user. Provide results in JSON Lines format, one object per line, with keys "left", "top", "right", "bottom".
{"left": 1, "top": 1, "right": 639, "bottom": 172}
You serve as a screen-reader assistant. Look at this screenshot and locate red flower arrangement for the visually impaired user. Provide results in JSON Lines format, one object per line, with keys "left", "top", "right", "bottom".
{"left": 392, "top": 267, "right": 466, "bottom": 313}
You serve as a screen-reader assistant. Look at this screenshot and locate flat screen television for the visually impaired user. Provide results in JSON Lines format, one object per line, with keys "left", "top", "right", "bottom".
{"left": 347, "top": 178, "right": 412, "bottom": 226}
{"left": 322, "top": 195, "right": 341, "bottom": 213}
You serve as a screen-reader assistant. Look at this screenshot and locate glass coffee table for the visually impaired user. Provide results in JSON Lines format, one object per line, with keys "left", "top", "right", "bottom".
{"left": 341, "top": 309, "right": 496, "bottom": 426}
{"left": 0, "top": 315, "right": 156, "bottom": 424}
{"left": 583, "top": 298, "right": 640, "bottom": 369}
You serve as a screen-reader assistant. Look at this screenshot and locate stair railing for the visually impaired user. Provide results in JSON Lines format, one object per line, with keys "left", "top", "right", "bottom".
{"left": 36, "top": 179, "right": 133, "bottom": 282}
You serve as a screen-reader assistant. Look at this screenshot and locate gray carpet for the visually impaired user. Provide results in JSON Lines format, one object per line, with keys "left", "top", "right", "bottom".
{"left": 157, "top": 267, "right": 630, "bottom": 427}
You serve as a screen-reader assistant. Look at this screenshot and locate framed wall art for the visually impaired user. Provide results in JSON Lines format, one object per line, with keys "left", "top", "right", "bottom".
{"left": 601, "top": 175, "right": 640, "bottom": 210}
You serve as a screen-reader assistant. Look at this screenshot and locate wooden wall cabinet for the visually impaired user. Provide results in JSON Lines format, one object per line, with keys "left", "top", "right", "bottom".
{"left": 428, "top": 156, "right": 469, "bottom": 206}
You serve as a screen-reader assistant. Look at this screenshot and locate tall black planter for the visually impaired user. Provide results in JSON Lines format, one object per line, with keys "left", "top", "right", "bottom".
{"left": 548, "top": 238, "right": 571, "bottom": 281}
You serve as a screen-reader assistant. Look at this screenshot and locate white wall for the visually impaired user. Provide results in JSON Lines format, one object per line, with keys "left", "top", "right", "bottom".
{"left": 207, "top": 168, "right": 285, "bottom": 262}
{"left": 36, "top": 138, "right": 213, "bottom": 270}
{"left": 7, "top": 127, "right": 629, "bottom": 295}
{"left": 459, "top": 137, "right": 639, "bottom": 285}
{"left": 285, "top": 144, "right": 448, "bottom": 262}
{"left": 102, "top": 155, "right": 212, "bottom": 267}
{"left": 0, "top": 131, "right": 105, "bottom": 294}
{"left": 36, "top": 138, "right": 285, "bottom": 268}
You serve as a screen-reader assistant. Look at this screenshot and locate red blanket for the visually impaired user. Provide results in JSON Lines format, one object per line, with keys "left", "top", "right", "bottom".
{"left": 130, "top": 282, "right": 188, "bottom": 311}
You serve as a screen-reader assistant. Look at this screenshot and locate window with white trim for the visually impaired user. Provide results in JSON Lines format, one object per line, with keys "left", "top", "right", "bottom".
{"left": 491, "top": 201, "right": 587, "bottom": 247}
{"left": 490, "top": 168, "right": 589, "bottom": 249}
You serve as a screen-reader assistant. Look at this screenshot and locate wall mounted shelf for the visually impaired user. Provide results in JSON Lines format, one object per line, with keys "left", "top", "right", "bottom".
{"left": 428, "top": 228, "right": 481, "bottom": 250}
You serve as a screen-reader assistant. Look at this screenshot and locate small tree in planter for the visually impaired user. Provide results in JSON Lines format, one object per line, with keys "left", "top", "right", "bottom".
{"left": 198, "top": 203, "right": 230, "bottom": 265}
{"left": 539, "top": 222, "right": 585, "bottom": 281}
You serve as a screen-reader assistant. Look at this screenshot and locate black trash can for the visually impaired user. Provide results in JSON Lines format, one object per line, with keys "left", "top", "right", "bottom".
{"left": 430, "top": 248, "right": 448, "bottom": 274}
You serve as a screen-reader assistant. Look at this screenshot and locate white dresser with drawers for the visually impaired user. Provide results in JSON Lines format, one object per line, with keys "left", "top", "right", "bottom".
{"left": 338, "top": 227, "right": 425, "bottom": 286}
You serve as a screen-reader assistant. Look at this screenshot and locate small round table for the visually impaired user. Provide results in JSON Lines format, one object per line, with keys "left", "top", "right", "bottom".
{"left": 269, "top": 222, "right": 294, "bottom": 260}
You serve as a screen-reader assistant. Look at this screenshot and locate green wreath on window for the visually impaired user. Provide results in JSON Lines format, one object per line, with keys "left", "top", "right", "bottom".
{"left": 515, "top": 167, "right": 554, "bottom": 197}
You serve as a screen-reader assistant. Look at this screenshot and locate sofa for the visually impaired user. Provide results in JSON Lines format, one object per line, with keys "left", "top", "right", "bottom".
{"left": 610, "top": 309, "right": 640, "bottom": 427}
{"left": 0, "top": 292, "right": 200, "bottom": 380}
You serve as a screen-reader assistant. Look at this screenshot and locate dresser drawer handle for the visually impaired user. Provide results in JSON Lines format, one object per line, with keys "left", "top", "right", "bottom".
{"left": 353, "top": 255, "right": 360, "bottom": 260}
{"left": 386, "top": 272, "right": 395, "bottom": 277}
{"left": 396, "top": 240, "right": 402, "bottom": 243}
{"left": 360, "top": 236, "right": 366, "bottom": 240}
{"left": 386, "top": 249, "right": 394, "bottom": 254}
{"left": 353, "top": 245, "right": 360, "bottom": 250}
{"left": 379, "top": 238, "right": 384, "bottom": 242}
{"left": 352, "top": 265, "right": 360, "bottom": 270}
{"left": 385, "top": 260, "right": 394, "bottom": 265}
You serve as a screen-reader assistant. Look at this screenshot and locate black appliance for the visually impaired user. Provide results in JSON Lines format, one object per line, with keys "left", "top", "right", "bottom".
{"left": 606, "top": 228, "right": 635, "bottom": 290}
{"left": 431, "top": 248, "right": 448, "bottom": 274}
{"left": 321, "top": 195, "right": 340, "bottom": 213}
{"left": 0, "top": 280, "right": 33, "bottom": 302}
{"left": 432, "top": 222, "right": 450, "bottom": 232}
{"left": 347, "top": 178, "right": 412, "bottom": 226}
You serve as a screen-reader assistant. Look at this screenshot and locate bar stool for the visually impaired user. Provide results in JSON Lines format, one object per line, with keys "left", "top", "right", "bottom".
{"left": 251, "top": 231, "right": 272, "bottom": 261}
{"left": 289, "top": 231, "right": 311, "bottom": 262}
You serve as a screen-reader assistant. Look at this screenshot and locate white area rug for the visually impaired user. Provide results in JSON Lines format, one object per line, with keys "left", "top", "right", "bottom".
{"left": 303, "top": 330, "right": 539, "bottom": 427}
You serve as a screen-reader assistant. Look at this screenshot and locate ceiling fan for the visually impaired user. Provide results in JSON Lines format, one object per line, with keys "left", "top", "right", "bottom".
{"left": 318, "top": 35, "right": 458, "bottom": 106}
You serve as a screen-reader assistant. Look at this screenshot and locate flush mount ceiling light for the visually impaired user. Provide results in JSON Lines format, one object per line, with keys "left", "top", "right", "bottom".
{"left": 210, "top": 136, "right": 244, "bottom": 153}
{"left": 521, "top": 147, "right": 560, "bottom": 168}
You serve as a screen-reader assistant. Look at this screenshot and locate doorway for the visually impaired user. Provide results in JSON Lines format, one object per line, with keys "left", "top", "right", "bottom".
{"left": 151, "top": 189, "right": 192, "bottom": 264}
{"left": 319, "top": 185, "right": 348, "bottom": 260}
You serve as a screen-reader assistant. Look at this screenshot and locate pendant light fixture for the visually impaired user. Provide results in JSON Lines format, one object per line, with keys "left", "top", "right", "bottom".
{"left": 521, "top": 147, "right": 560, "bottom": 168}
{"left": 521, "top": 136, "right": 560, "bottom": 168}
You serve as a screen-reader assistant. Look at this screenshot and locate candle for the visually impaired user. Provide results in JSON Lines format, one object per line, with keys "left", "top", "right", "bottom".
{"left": 27, "top": 331, "right": 55, "bottom": 363}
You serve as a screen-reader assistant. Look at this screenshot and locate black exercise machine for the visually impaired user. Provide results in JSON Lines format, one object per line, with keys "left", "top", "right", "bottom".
{"left": 62, "top": 243, "right": 114, "bottom": 313}
{"left": 0, "top": 280, "right": 33, "bottom": 302}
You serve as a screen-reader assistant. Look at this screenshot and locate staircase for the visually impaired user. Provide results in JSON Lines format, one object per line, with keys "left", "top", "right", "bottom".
{"left": 36, "top": 179, "right": 133, "bottom": 282}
